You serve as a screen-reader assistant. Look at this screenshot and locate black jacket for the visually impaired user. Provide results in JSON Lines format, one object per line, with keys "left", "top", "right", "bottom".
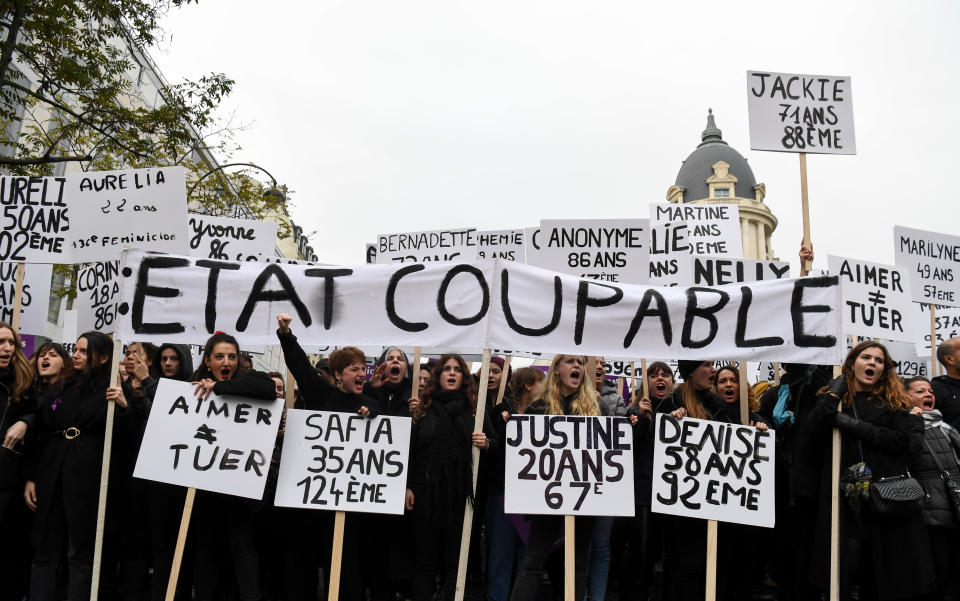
{"left": 932, "top": 374, "right": 960, "bottom": 428}
{"left": 28, "top": 371, "right": 110, "bottom": 548}
{"left": 0, "top": 367, "right": 34, "bottom": 488}
{"left": 909, "top": 409, "right": 960, "bottom": 528}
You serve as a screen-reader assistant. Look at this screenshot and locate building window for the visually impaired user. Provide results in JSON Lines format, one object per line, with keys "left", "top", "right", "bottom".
{"left": 714, "top": 187, "right": 730, "bottom": 197}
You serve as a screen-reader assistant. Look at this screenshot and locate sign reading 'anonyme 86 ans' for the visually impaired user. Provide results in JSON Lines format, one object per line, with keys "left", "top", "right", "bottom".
{"left": 505, "top": 415, "right": 634, "bottom": 516}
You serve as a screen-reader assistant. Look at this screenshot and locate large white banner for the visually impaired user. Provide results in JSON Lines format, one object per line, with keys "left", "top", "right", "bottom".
{"left": 274, "top": 410, "right": 411, "bottom": 514}
{"left": 187, "top": 214, "right": 277, "bottom": 262}
{"left": 828, "top": 255, "right": 914, "bottom": 343}
{"left": 134, "top": 379, "right": 284, "bottom": 499}
{"left": 526, "top": 219, "right": 650, "bottom": 284}
{"left": 746, "top": 71, "right": 856, "bottom": 155}
{"left": 505, "top": 415, "right": 634, "bottom": 516}
{"left": 76, "top": 260, "right": 121, "bottom": 334}
{"left": 894, "top": 226, "right": 960, "bottom": 308}
{"left": 652, "top": 414, "right": 775, "bottom": 527}
{"left": 0, "top": 168, "right": 187, "bottom": 264}
{"left": 115, "top": 250, "right": 844, "bottom": 364}
{"left": 0, "top": 262, "right": 51, "bottom": 335}
{"left": 376, "top": 227, "right": 478, "bottom": 264}
{"left": 69, "top": 167, "right": 187, "bottom": 262}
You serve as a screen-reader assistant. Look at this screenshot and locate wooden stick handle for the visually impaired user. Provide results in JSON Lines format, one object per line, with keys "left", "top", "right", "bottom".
{"left": 705, "top": 519, "right": 718, "bottom": 601}
{"left": 829, "top": 363, "right": 842, "bottom": 601}
{"left": 496, "top": 355, "right": 511, "bottom": 405}
{"left": 91, "top": 338, "right": 124, "bottom": 599}
{"left": 11, "top": 263, "right": 24, "bottom": 332}
{"left": 930, "top": 305, "right": 938, "bottom": 378}
{"left": 328, "top": 510, "right": 346, "bottom": 601}
{"left": 738, "top": 361, "right": 750, "bottom": 426}
{"left": 640, "top": 359, "right": 649, "bottom": 400}
{"left": 454, "top": 348, "right": 491, "bottom": 600}
{"left": 412, "top": 347, "right": 422, "bottom": 395}
{"left": 564, "top": 515, "right": 575, "bottom": 601}
{"left": 165, "top": 487, "right": 197, "bottom": 601}
{"left": 799, "top": 152, "right": 812, "bottom": 273}
{"left": 630, "top": 361, "right": 638, "bottom": 399}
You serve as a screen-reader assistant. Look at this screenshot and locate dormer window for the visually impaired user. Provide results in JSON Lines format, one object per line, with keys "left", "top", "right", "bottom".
{"left": 714, "top": 187, "right": 730, "bottom": 197}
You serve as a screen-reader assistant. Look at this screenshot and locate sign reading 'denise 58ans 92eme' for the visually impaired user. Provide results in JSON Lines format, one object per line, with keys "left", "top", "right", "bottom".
{"left": 746, "top": 71, "right": 856, "bottom": 155}
{"left": 505, "top": 415, "right": 634, "bottom": 516}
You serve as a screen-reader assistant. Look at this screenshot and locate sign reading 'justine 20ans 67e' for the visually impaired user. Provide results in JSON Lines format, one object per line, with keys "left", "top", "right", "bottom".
{"left": 746, "top": 71, "right": 856, "bottom": 155}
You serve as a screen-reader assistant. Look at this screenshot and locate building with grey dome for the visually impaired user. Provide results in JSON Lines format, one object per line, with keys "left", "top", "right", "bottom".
{"left": 667, "top": 110, "right": 778, "bottom": 260}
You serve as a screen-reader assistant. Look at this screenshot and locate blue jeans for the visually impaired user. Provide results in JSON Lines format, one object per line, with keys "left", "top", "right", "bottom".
{"left": 586, "top": 516, "right": 614, "bottom": 600}
{"left": 486, "top": 492, "right": 524, "bottom": 601}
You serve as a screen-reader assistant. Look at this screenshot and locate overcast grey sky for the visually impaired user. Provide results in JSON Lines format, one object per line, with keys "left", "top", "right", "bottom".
{"left": 154, "top": 0, "right": 960, "bottom": 272}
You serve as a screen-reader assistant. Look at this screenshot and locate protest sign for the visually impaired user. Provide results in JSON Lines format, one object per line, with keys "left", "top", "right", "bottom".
{"left": 504, "top": 415, "right": 634, "bottom": 516}
{"left": 376, "top": 227, "right": 478, "bottom": 264}
{"left": 115, "top": 250, "right": 844, "bottom": 364}
{"left": 69, "top": 167, "right": 188, "bottom": 262}
{"left": 913, "top": 303, "right": 960, "bottom": 358}
{"left": 365, "top": 242, "right": 377, "bottom": 264}
{"left": 133, "top": 378, "right": 284, "bottom": 500}
{"left": 649, "top": 203, "right": 743, "bottom": 257}
{"left": 652, "top": 414, "right": 775, "bottom": 527}
{"left": 274, "top": 410, "right": 411, "bottom": 515}
{"left": 478, "top": 229, "right": 524, "bottom": 262}
{"left": 746, "top": 71, "right": 856, "bottom": 155}
{"left": 893, "top": 226, "right": 960, "bottom": 307}
{"left": 57, "top": 309, "right": 78, "bottom": 354}
{"left": 881, "top": 339, "right": 931, "bottom": 378}
{"left": 527, "top": 219, "right": 650, "bottom": 284}
{"left": 0, "top": 262, "right": 51, "bottom": 335}
{"left": 0, "top": 175, "right": 71, "bottom": 263}
{"left": 187, "top": 215, "right": 277, "bottom": 262}
{"left": 828, "top": 255, "right": 913, "bottom": 342}
{"left": 692, "top": 257, "right": 790, "bottom": 286}
{"left": 76, "top": 260, "right": 121, "bottom": 333}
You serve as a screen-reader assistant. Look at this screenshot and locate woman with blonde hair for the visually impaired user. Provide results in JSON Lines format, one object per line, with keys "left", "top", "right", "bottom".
{"left": 510, "top": 354, "right": 599, "bottom": 601}
{"left": 808, "top": 341, "right": 933, "bottom": 601}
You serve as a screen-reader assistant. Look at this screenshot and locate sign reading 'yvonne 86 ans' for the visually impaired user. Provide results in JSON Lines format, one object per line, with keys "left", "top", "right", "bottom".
{"left": 505, "top": 415, "right": 634, "bottom": 516}
{"left": 747, "top": 71, "right": 856, "bottom": 155}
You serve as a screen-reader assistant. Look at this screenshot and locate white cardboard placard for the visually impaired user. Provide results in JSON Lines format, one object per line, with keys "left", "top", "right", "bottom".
{"left": 478, "top": 229, "right": 524, "bottom": 262}
{"left": 747, "top": 70, "right": 856, "bottom": 155}
{"left": 527, "top": 219, "right": 650, "bottom": 284}
{"left": 913, "top": 303, "right": 960, "bottom": 359}
{"left": 652, "top": 413, "right": 775, "bottom": 527}
{"left": 0, "top": 262, "right": 51, "bottom": 335}
{"left": 274, "top": 410, "right": 411, "bottom": 514}
{"left": 893, "top": 226, "right": 960, "bottom": 308}
{"left": 504, "top": 415, "right": 634, "bottom": 516}
{"left": 133, "top": 378, "right": 284, "bottom": 500}
{"left": 187, "top": 215, "right": 278, "bottom": 262}
{"left": 375, "top": 227, "right": 478, "bottom": 264}
{"left": 76, "top": 260, "right": 121, "bottom": 334}
{"left": 828, "top": 255, "right": 914, "bottom": 343}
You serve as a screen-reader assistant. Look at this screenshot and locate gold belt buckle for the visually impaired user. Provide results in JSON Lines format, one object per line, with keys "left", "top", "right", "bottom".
{"left": 64, "top": 427, "right": 80, "bottom": 440}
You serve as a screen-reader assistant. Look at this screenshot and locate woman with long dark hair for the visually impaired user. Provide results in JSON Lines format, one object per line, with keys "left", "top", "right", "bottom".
{"left": 509, "top": 354, "right": 599, "bottom": 601}
{"left": 407, "top": 353, "right": 492, "bottom": 601}
{"left": 187, "top": 331, "right": 276, "bottom": 601}
{"left": 26, "top": 331, "right": 116, "bottom": 601}
{"left": 808, "top": 341, "right": 933, "bottom": 601}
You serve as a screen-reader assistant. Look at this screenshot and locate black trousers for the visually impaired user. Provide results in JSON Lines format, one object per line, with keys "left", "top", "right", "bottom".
{"left": 0, "top": 485, "right": 31, "bottom": 601}
{"left": 192, "top": 492, "right": 261, "bottom": 601}
{"left": 509, "top": 515, "right": 593, "bottom": 601}
{"left": 30, "top": 479, "right": 94, "bottom": 601}
{"left": 411, "top": 504, "right": 466, "bottom": 601}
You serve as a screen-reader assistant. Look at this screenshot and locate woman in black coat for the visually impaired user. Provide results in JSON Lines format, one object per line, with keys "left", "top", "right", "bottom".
{"left": 187, "top": 331, "right": 276, "bottom": 601}
{"left": 275, "top": 314, "right": 378, "bottom": 601}
{"left": 407, "top": 353, "right": 492, "bottom": 601}
{"left": 807, "top": 341, "right": 933, "bottom": 601}
{"left": 25, "top": 331, "right": 117, "bottom": 601}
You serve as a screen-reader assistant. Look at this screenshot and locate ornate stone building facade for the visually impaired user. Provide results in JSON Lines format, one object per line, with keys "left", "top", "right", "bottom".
{"left": 667, "top": 110, "right": 778, "bottom": 260}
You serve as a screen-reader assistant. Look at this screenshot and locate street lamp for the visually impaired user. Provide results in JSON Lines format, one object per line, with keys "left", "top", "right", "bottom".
{"left": 187, "top": 161, "right": 285, "bottom": 217}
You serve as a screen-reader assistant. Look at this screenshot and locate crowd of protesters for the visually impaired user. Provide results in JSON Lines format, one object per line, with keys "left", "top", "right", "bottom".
{"left": 1, "top": 246, "right": 959, "bottom": 601}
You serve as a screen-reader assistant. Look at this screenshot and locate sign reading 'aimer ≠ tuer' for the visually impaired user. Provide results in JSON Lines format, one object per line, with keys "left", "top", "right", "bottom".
{"left": 505, "top": 415, "right": 634, "bottom": 516}
{"left": 893, "top": 226, "right": 960, "bottom": 308}
{"left": 747, "top": 71, "right": 856, "bottom": 155}
{"left": 274, "top": 410, "right": 411, "bottom": 515}
{"left": 828, "top": 255, "right": 914, "bottom": 343}
{"left": 652, "top": 414, "right": 775, "bottom": 527}
{"left": 133, "top": 379, "right": 284, "bottom": 500}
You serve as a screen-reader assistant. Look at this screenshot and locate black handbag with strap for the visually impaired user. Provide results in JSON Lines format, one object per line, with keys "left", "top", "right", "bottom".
{"left": 921, "top": 435, "right": 960, "bottom": 523}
